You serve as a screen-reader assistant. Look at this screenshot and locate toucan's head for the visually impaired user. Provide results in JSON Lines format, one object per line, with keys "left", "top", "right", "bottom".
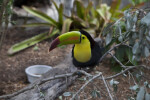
{"left": 49, "top": 30, "right": 95, "bottom": 51}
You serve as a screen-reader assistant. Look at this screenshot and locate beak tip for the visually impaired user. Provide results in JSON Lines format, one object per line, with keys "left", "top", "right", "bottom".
{"left": 49, "top": 37, "right": 60, "bottom": 52}
{"left": 49, "top": 47, "right": 52, "bottom": 52}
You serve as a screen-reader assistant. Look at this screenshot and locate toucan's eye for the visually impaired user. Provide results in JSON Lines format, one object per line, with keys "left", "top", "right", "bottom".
{"left": 82, "top": 37, "right": 85, "bottom": 39}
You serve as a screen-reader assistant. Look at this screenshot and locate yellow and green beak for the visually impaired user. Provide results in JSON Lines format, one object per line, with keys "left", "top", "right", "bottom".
{"left": 49, "top": 31, "right": 81, "bottom": 51}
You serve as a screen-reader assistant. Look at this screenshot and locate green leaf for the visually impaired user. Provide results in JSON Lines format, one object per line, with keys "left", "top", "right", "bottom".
{"left": 141, "top": 12, "right": 150, "bottom": 26}
{"left": 110, "top": 0, "right": 122, "bottom": 18}
{"left": 8, "top": 29, "right": 59, "bottom": 55}
{"left": 91, "top": 7, "right": 97, "bottom": 18}
{"left": 129, "top": 85, "right": 139, "bottom": 91}
{"left": 58, "top": 96, "right": 63, "bottom": 100}
{"left": 148, "top": 84, "right": 150, "bottom": 88}
{"left": 132, "top": 42, "right": 139, "bottom": 54}
{"left": 136, "top": 87, "right": 145, "bottom": 100}
{"left": 126, "top": 48, "right": 137, "bottom": 65}
{"left": 105, "top": 33, "right": 112, "bottom": 45}
{"left": 144, "top": 46, "right": 149, "bottom": 57}
{"left": 115, "top": 45, "right": 126, "bottom": 62}
{"left": 63, "top": 92, "right": 72, "bottom": 97}
{"left": 144, "top": 81, "right": 148, "bottom": 86}
{"left": 109, "top": 79, "right": 114, "bottom": 86}
{"left": 96, "top": 4, "right": 111, "bottom": 23}
{"left": 91, "top": 90, "right": 101, "bottom": 98}
{"left": 33, "top": 46, "right": 39, "bottom": 51}
{"left": 109, "top": 79, "right": 119, "bottom": 86}
{"left": 118, "top": 36, "right": 123, "bottom": 42}
{"left": 126, "top": 19, "right": 131, "bottom": 31}
{"left": 91, "top": 90, "right": 97, "bottom": 98}
{"left": 74, "top": 0, "right": 85, "bottom": 20}
{"left": 52, "top": 0, "right": 59, "bottom": 11}
{"left": 78, "top": 77, "right": 87, "bottom": 81}
{"left": 133, "top": 11, "right": 138, "bottom": 23}
{"left": 145, "top": 93, "right": 150, "bottom": 100}
{"left": 85, "top": 1, "right": 93, "bottom": 21}
{"left": 61, "top": 19, "right": 72, "bottom": 33}
{"left": 58, "top": 4, "right": 63, "bottom": 26}
{"left": 146, "top": 36, "right": 150, "bottom": 42}
{"left": 22, "top": 23, "right": 51, "bottom": 27}
{"left": 23, "top": 6, "right": 58, "bottom": 27}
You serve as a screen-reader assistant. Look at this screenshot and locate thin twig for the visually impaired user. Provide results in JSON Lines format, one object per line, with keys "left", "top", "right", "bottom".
{"left": 101, "top": 74, "right": 113, "bottom": 100}
{"left": 99, "top": 40, "right": 128, "bottom": 63}
{"left": 109, "top": 52, "right": 126, "bottom": 68}
{"left": 105, "top": 66, "right": 136, "bottom": 80}
{"left": 105, "top": 65, "right": 149, "bottom": 80}
{"left": 71, "top": 72, "right": 102, "bottom": 100}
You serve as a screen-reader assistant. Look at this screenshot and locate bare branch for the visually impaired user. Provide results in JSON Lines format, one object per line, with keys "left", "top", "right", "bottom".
{"left": 105, "top": 66, "right": 136, "bottom": 80}
{"left": 71, "top": 72, "right": 102, "bottom": 100}
{"left": 0, "top": 69, "right": 92, "bottom": 99}
{"left": 99, "top": 40, "right": 128, "bottom": 63}
{"left": 101, "top": 74, "right": 113, "bottom": 100}
{"left": 105, "top": 65, "right": 150, "bottom": 80}
{"left": 109, "top": 52, "right": 126, "bottom": 68}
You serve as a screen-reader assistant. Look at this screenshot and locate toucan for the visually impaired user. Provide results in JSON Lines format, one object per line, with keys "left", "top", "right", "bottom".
{"left": 49, "top": 30, "right": 103, "bottom": 68}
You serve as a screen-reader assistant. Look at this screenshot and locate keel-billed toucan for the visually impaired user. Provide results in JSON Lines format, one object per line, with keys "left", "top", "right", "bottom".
{"left": 49, "top": 30, "right": 103, "bottom": 67}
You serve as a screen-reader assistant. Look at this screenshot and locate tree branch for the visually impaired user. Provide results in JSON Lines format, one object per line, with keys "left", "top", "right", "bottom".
{"left": 109, "top": 52, "right": 126, "bottom": 68}
{"left": 99, "top": 40, "right": 128, "bottom": 63}
{"left": 71, "top": 72, "right": 102, "bottom": 100}
{"left": 101, "top": 74, "right": 113, "bottom": 100}
{"left": 0, "top": 69, "right": 92, "bottom": 99}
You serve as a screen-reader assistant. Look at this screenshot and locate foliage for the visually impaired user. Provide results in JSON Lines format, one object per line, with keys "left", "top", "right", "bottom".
{"left": 9, "top": 0, "right": 140, "bottom": 55}
{"left": 103, "top": 8, "right": 150, "bottom": 68}
{"left": 8, "top": 1, "right": 66, "bottom": 55}
{"left": 8, "top": 0, "right": 111, "bottom": 54}
{"left": 129, "top": 81, "right": 150, "bottom": 100}
{"left": 8, "top": 30, "right": 59, "bottom": 55}
{"left": 129, "top": 0, "right": 150, "bottom": 6}
{"left": 102, "top": 6, "right": 150, "bottom": 98}
{"left": 8, "top": 0, "right": 149, "bottom": 57}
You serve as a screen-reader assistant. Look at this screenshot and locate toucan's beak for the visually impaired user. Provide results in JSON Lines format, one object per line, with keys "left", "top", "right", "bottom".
{"left": 49, "top": 31, "right": 81, "bottom": 51}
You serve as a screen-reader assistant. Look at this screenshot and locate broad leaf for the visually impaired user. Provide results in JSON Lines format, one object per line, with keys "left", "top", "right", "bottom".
{"left": 63, "top": 92, "right": 72, "bottom": 97}
{"left": 146, "top": 36, "right": 150, "bottom": 42}
{"left": 110, "top": 0, "right": 122, "bottom": 18}
{"left": 51, "top": 0, "right": 59, "bottom": 11}
{"left": 126, "top": 47, "right": 137, "bottom": 65}
{"left": 136, "top": 87, "right": 145, "bottom": 100}
{"left": 74, "top": 0, "right": 85, "bottom": 20}
{"left": 132, "top": 42, "right": 139, "bottom": 54}
{"left": 145, "top": 93, "right": 150, "bottom": 100}
{"left": 144, "top": 46, "right": 149, "bottom": 57}
{"left": 8, "top": 29, "right": 59, "bottom": 55}
{"left": 58, "top": 4, "right": 63, "bottom": 26}
{"left": 109, "top": 79, "right": 119, "bottom": 86}
{"left": 141, "top": 12, "right": 150, "bottom": 26}
{"left": 91, "top": 90, "right": 101, "bottom": 98}
{"left": 61, "top": 19, "right": 72, "bottom": 33}
{"left": 23, "top": 6, "right": 58, "bottom": 27}
{"left": 129, "top": 85, "right": 139, "bottom": 91}
{"left": 22, "top": 23, "right": 51, "bottom": 27}
{"left": 105, "top": 33, "right": 112, "bottom": 45}
{"left": 96, "top": 4, "right": 111, "bottom": 23}
{"left": 84, "top": 1, "right": 93, "bottom": 21}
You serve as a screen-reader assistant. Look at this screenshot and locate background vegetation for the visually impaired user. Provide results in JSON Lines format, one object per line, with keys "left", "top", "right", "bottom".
{"left": 0, "top": 0, "right": 150, "bottom": 99}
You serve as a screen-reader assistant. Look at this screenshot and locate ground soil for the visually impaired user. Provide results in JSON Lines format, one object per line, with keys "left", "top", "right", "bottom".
{"left": 0, "top": 27, "right": 150, "bottom": 100}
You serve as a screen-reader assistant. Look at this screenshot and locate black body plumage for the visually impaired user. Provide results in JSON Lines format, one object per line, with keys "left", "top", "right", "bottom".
{"left": 72, "top": 30, "right": 103, "bottom": 67}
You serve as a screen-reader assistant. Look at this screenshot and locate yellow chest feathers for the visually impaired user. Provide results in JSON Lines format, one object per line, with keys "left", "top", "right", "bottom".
{"left": 73, "top": 36, "right": 91, "bottom": 63}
